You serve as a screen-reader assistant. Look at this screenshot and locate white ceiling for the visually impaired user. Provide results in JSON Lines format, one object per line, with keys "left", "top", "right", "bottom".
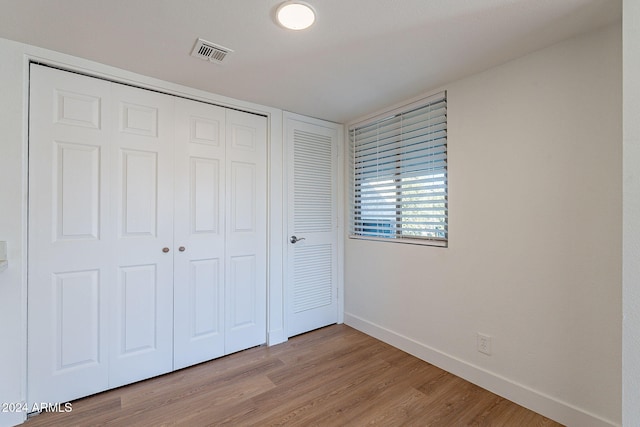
{"left": 0, "top": 0, "right": 621, "bottom": 123}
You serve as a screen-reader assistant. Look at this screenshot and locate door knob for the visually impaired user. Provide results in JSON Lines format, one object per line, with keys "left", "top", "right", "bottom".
{"left": 162, "top": 247, "right": 170, "bottom": 253}
{"left": 178, "top": 246, "right": 186, "bottom": 252}
{"left": 290, "top": 235, "right": 306, "bottom": 244}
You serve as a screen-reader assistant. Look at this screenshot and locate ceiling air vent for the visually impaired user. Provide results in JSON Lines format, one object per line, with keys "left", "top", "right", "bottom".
{"left": 191, "top": 38, "right": 233, "bottom": 64}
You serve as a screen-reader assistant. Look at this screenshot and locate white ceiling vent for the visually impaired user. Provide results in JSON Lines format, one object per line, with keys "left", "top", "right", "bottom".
{"left": 191, "top": 38, "right": 233, "bottom": 64}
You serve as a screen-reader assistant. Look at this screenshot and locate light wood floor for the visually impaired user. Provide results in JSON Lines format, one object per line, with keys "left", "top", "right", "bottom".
{"left": 25, "top": 324, "right": 562, "bottom": 426}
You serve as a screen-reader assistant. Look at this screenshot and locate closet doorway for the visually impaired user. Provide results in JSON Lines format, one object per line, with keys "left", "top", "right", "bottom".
{"left": 28, "top": 64, "right": 267, "bottom": 406}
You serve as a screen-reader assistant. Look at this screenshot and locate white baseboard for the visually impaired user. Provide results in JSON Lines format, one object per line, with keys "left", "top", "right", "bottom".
{"left": 344, "top": 312, "right": 618, "bottom": 427}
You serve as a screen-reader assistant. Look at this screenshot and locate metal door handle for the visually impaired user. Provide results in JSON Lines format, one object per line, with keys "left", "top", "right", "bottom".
{"left": 162, "top": 247, "right": 170, "bottom": 253}
{"left": 290, "top": 235, "right": 306, "bottom": 244}
{"left": 178, "top": 246, "right": 186, "bottom": 252}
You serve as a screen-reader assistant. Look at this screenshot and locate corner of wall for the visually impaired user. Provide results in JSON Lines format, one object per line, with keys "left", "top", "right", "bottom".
{"left": 0, "top": 37, "right": 29, "bottom": 427}
{"left": 622, "top": 0, "right": 640, "bottom": 425}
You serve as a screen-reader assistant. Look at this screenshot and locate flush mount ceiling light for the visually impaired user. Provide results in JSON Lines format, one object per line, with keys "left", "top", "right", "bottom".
{"left": 276, "top": 1, "right": 316, "bottom": 30}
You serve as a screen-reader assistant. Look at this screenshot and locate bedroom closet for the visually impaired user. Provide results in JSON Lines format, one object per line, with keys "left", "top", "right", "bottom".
{"left": 27, "top": 64, "right": 267, "bottom": 406}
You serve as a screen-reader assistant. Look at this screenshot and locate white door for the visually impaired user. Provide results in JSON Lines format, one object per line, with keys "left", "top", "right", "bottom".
{"left": 173, "top": 98, "right": 227, "bottom": 369}
{"left": 224, "top": 109, "right": 268, "bottom": 353}
{"left": 285, "top": 113, "right": 341, "bottom": 337}
{"left": 173, "top": 103, "right": 268, "bottom": 365}
{"left": 29, "top": 65, "right": 174, "bottom": 402}
{"left": 107, "top": 83, "right": 175, "bottom": 388}
{"left": 28, "top": 64, "right": 268, "bottom": 405}
{"left": 28, "top": 65, "right": 112, "bottom": 405}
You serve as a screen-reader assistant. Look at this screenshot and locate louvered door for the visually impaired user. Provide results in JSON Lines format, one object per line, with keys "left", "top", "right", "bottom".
{"left": 285, "top": 113, "right": 339, "bottom": 337}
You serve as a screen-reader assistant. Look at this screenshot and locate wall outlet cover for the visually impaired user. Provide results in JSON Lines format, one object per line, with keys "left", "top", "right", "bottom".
{"left": 477, "top": 333, "right": 492, "bottom": 355}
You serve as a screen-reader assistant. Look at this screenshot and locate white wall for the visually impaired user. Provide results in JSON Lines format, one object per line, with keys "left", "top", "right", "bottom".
{"left": 0, "top": 38, "right": 28, "bottom": 427}
{"left": 345, "top": 23, "right": 622, "bottom": 427}
{"left": 0, "top": 38, "right": 285, "bottom": 427}
{"left": 0, "top": 17, "right": 627, "bottom": 427}
{"left": 622, "top": 0, "right": 640, "bottom": 425}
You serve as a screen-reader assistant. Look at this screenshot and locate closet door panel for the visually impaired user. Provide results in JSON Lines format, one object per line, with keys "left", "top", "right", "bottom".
{"left": 120, "top": 149, "right": 159, "bottom": 236}
{"left": 29, "top": 66, "right": 270, "bottom": 404}
{"left": 108, "top": 84, "right": 175, "bottom": 387}
{"left": 225, "top": 110, "right": 267, "bottom": 354}
{"left": 54, "top": 142, "right": 101, "bottom": 239}
{"left": 228, "top": 255, "right": 257, "bottom": 328}
{"left": 28, "top": 65, "right": 112, "bottom": 406}
{"left": 173, "top": 98, "right": 226, "bottom": 369}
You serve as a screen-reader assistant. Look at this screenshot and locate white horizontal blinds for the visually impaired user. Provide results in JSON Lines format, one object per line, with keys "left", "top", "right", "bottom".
{"left": 350, "top": 92, "right": 447, "bottom": 244}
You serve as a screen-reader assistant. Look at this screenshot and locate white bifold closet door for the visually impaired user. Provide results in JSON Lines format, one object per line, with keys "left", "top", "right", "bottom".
{"left": 28, "top": 64, "right": 114, "bottom": 405}
{"left": 173, "top": 99, "right": 227, "bottom": 369}
{"left": 222, "top": 109, "right": 267, "bottom": 354}
{"left": 108, "top": 81, "right": 176, "bottom": 389}
{"left": 173, "top": 100, "right": 267, "bottom": 369}
{"left": 28, "top": 64, "right": 266, "bottom": 407}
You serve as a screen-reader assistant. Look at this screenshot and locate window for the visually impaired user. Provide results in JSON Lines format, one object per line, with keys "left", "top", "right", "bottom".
{"left": 349, "top": 92, "right": 447, "bottom": 246}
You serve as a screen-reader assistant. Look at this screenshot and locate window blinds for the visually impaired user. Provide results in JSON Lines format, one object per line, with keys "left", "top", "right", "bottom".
{"left": 349, "top": 92, "right": 447, "bottom": 245}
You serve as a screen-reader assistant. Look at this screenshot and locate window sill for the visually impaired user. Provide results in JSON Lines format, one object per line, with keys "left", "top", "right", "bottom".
{"left": 348, "top": 234, "right": 447, "bottom": 248}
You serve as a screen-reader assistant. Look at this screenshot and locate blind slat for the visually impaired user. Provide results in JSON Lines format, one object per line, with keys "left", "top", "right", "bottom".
{"left": 354, "top": 118, "right": 447, "bottom": 149}
{"left": 350, "top": 92, "right": 448, "bottom": 243}
{"left": 355, "top": 139, "right": 447, "bottom": 165}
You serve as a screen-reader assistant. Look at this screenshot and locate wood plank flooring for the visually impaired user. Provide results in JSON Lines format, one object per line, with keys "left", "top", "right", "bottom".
{"left": 24, "top": 324, "right": 562, "bottom": 426}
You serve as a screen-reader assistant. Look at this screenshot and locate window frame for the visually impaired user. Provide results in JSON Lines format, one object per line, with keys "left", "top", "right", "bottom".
{"left": 348, "top": 91, "right": 448, "bottom": 247}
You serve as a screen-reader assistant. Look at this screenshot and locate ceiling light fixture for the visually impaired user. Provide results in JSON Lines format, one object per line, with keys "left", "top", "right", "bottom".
{"left": 276, "top": 1, "right": 316, "bottom": 30}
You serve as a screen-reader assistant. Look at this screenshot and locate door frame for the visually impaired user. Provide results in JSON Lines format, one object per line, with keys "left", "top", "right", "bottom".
{"left": 18, "top": 51, "right": 288, "bottom": 422}
{"left": 282, "top": 111, "right": 344, "bottom": 338}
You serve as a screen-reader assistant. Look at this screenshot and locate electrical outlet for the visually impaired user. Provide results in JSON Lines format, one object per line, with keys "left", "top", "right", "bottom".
{"left": 477, "top": 333, "right": 492, "bottom": 355}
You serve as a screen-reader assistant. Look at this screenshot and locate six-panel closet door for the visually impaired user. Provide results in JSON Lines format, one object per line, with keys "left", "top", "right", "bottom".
{"left": 172, "top": 100, "right": 268, "bottom": 368}
{"left": 28, "top": 65, "right": 113, "bottom": 406}
{"left": 223, "top": 109, "right": 267, "bottom": 354}
{"left": 173, "top": 99, "right": 227, "bottom": 369}
{"left": 108, "top": 82, "right": 176, "bottom": 388}
{"left": 28, "top": 64, "right": 267, "bottom": 407}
